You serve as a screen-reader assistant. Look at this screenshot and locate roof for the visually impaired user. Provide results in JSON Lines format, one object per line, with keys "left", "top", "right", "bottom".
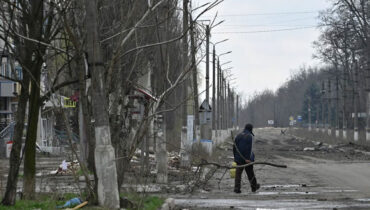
{"left": 134, "top": 87, "right": 158, "bottom": 102}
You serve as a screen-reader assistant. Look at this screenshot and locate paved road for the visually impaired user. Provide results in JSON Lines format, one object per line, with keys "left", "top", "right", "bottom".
{"left": 1, "top": 128, "right": 370, "bottom": 209}
{"left": 174, "top": 128, "right": 370, "bottom": 210}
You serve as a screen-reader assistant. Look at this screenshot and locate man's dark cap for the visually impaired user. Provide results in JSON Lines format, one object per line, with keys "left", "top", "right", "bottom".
{"left": 245, "top": 123, "right": 254, "bottom": 135}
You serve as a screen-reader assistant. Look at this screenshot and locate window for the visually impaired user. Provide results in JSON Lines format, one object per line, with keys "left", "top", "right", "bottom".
{"left": 1, "top": 61, "right": 6, "bottom": 77}
{"left": 0, "top": 98, "right": 8, "bottom": 111}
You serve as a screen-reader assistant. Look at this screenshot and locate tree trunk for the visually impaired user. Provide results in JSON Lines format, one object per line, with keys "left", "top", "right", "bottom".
{"left": 190, "top": 15, "right": 199, "bottom": 134}
{"left": 354, "top": 59, "right": 359, "bottom": 142}
{"left": 23, "top": 67, "right": 41, "bottom": 200}
{"left": 180, "top": 0, "right": 190, "bottom": 168}
{"left": 327, "top": 80, "right": 332, "bottom": 136}
{"left": 1, "top": 73, "right": 30, "bottom": 205}
{"left": 321, "top": 81, "right": 325, "bottom": 133}
{"left": 84, "top": 0, "right": 120, "bottom": 208}
{"left": 77, "top": 56, "right": 98, "bottom": 203}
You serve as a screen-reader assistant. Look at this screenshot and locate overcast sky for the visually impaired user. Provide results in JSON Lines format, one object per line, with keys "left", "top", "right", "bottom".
{"left": 195, "top": 0, "right": 332, "bottom": 102}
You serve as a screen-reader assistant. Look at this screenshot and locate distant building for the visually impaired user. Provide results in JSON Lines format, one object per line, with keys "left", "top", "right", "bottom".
{"left": 0, "top": 24, "right": 22, "bottom": 157}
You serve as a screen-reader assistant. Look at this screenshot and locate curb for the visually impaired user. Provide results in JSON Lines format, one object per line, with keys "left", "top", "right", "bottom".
{"left": 160, "top": 198, "right": 175, "bottom": 210}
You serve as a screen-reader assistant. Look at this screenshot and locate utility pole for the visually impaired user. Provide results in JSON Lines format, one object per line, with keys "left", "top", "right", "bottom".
{"left": 205, "top": 25, "right": 210, "bottom": 105}
{"left": 222, "top": 74, "right": 226, "bottom": 129}
{"left": 308, "top": 96, "right": 311, "bottom": 131}
{"left": 328, "top": 79, "right": 332, "bottom": 136}
{"left": 336, "top": 75, "right": 340, "bottom": 138}
{"left": 231, "top": 89, "right": 235, "bottom": 129}
{"left": 316, "top": 100, "right": 319, "bottom": 132}
{"left": 228, "top": 84, "right": 231, "bottom": 129}
{"left": 321, "top": 81, "right": 326, "bottom": 133}
{"left": 225, "top": 84, "right": 231, "bottom": 130}
{"left": 181, "top": 0, "right": 191, "bottom": 167}
{"left": 224, "top": 77, "right": 230, "bottom": 130}
{"left": 212, "top": 45, "right": 216, "bottom": 130}
{"left": 200, "top": 24, "right": 212, "bottom": 148}
{"left": 218, "top": 62, "right": 222, "bottom": 130}
{"left": 225, "top": 83, "right": 229, "bottom": 129}
{"left": 236, "top": 94, "right": 239, "bottom": 129}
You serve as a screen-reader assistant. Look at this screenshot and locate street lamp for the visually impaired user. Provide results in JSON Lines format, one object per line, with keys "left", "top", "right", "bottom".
{"left": 221, "top": 61, "right": 232, "bottom": 67}
{"left": 218, "top": 51, "right": 232, "bottom": 57}
{"left": 211, "top": 39, "right": 229, "bottom": 46}
{"left": 211, "top": 40, "right": 230, "bottom": 131}
{"left": 223, "top": 67, "right": 234, "bottom": 72}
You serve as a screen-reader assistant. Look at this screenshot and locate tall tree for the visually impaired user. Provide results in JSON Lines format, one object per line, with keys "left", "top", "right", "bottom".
{"left": 84, "top": 0, "right": 120, "bottom": 208}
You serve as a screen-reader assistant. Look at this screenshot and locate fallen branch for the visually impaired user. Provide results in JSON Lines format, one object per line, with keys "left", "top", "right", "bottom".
{"left": 196, "top": 160, "right": 287, "bottom": 169}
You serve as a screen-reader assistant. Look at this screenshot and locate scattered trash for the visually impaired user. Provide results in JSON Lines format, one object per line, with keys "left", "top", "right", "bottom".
{"left": 66, "top": 201, "right": 88, "bottom": 210}
{"left": 168, "top": 152, "right": 180, "bottom": 169}
{"left": 56, "top": 197, "right": 82, "bottom": 209}
{"left": 61, "top": 160, "right": 68, "bottom": 171}
{"left": 51, "top": 160, "right": 80, "bottom": 175}
{"left": 314, "top": 141, "right": 323, "bottom": 146}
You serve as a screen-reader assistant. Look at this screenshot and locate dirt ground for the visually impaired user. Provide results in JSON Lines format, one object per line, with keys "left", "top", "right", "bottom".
{"left": 171, "top": 128, "right": 370, "bottom": 210}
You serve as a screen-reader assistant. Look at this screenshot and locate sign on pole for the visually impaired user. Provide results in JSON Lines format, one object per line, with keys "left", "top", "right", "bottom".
{"left": 187, "top": 115, "right": 194, "bottom": 145}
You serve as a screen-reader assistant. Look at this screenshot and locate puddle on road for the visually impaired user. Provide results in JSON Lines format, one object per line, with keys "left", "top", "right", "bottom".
{"left": 256, "top": 191, "right": 317, "bottom": 195}
{"left": 175, "top": 198, "right": 370, "bottom": 209}
{"left": 322, "top": 189, "right": 358, "bottom": 193}
{"left": 356, "top": 198, "right": 370, "bottom": 202}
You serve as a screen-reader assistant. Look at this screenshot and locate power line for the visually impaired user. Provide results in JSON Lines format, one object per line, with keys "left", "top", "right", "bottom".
{"left": 213, "top": 26, "right": 317, "bottom": 34}
{"left": 206, "top": 10, "right": 320, "bottom": 17}
{"left": 222, "top": 24, "right": 317, "bottom": 28}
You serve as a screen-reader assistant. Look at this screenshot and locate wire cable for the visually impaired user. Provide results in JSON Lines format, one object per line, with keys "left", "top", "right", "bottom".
{"left": 205, "top": 10, "right": 320, "bottom": 17}
{"left": 213, "top": 26, "right": 317, "bottom": 34}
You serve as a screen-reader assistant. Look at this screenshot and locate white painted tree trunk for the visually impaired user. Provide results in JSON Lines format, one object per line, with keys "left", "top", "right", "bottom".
{"left": 366, "top": 92, "right": 370, "bottom": 141}
{"left": 354, "top": 130, "right": 359, "bottom": 142}
{"left": 156, "top": 123, "right": 168, "bottom": 183}
{"left": 85, "top": 0, "right": 119, "bottom": 208}
{"left": 94, "top": 126, "right": 120, "bottom": 208}
{"left": 180, "top": 127, "right": 189, "bottom": 167}
{"left": 343, "top": 109, "right": 347, "bottom": 140}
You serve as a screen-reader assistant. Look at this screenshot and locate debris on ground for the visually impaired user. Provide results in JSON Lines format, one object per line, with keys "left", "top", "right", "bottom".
{"left": 314, "top": 141, "right": 323, "bottom": 147}
{"left": 120, "top": 196, "right": 135, "bottom": 209}
{"left": 56, "top": 197, "right": 82, "bottom": 209}
{"left": 48, "top": 160, "right": 80, "bottom": 176}
{"left": 168, "top": 152, "right": 180, "bottom": 169}
{"left": 66, "top": 201, "right": 88, "bottom": 210}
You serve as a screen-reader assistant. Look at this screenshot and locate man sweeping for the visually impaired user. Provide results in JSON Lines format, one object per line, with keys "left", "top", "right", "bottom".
{"left": 233, "top": 123, "right": 260, "bottom": 193}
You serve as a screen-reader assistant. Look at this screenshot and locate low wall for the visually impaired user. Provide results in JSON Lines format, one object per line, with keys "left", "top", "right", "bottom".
{"left": 40, "top": 146, "right": 65, "bottom": 155}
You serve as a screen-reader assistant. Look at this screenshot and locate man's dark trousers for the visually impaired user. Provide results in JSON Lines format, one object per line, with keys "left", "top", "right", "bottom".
{"left": 234, "top": 165, "right": 258, "bottom": 191}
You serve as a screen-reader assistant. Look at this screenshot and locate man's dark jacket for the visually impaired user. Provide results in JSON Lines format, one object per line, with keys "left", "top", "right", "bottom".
{"left": 233, "top": 129, "right": 255, "bottom": 164}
